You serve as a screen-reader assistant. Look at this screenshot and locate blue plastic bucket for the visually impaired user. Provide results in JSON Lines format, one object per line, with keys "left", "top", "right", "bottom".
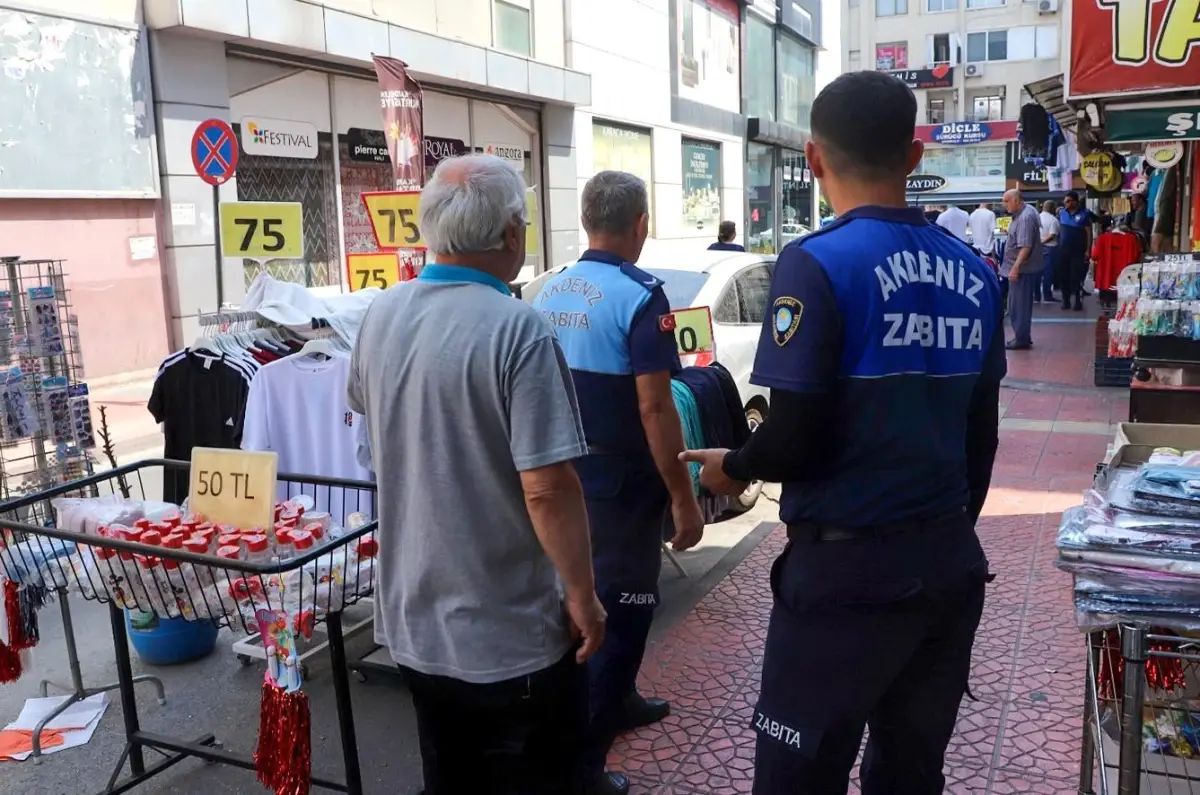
{"left": 126, "top": 611, "right": 218, "bottom": 665}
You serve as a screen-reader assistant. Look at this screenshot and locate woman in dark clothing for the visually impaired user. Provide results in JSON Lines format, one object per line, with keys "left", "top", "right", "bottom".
{"left": 708, "top": 221, "right": 746, "bottom": 252}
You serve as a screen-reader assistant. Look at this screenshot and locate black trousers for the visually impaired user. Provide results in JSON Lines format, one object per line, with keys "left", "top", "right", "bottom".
{"left": 752, "top": 523, "right": 988, "bottom": 795}
{"left": 1056, "top": 246, "right": 1088, "bottom": 303}
{"left": 404, "top": 650, "right": 588, "bottom": 795}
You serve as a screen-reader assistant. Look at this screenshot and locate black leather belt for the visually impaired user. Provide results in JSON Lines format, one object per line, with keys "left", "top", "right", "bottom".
{"left": 786, "top": 509, "right": 968, "bottom": 544}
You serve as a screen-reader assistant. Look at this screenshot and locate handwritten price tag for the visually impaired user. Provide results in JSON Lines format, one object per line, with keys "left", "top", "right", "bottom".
{"left": 189, "top": 447, "right": 278, "bottom": 531}
{"left": 661, "top": 306, "right": 714, "bottom": 356}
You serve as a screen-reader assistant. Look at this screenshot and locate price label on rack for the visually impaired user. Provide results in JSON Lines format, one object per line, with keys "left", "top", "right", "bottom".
{"left": 347, "top": 252, "right": 401, "bottom": 292}
{"left": 189, "top": 447, "right": 278, "bottom": 531}
{"left": 219, "top": 202, "right": 305, "bottom": 259}
{"left": 362, "top": 191, "right": 424, "bottom": 249}
{"left": 659, "top": 306, "right": 714, "bottom": 356}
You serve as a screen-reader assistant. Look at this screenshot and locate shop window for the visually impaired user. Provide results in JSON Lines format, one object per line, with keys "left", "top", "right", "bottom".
{"left": 928, "top": 33, "right": 955, "bottom": 64}
{"left": 927, "top": 97, "right": 947, "bottom": 124}
{"left": 747, "top": 143, "right": 776, "bottom": 254}
{"left": 971, "top": 94, "right": 1003, "bottom": 122}
{"left": 966, "top": 0, "right": 1004, "bottom": 8}
{"left": 494, "top": 0, "right": 531, "bottom": 56}
{"left": 967, "top": 30, "right": 1008, "bottom": 62}
{"left": 875, "top": 42, "right": 909, "bottom": 70}
{"left": 743, "top": 15, "right": 776, "bottom": 120}
{"left": 778, "top": 36, "right": 816, "bottom": 132}
{"left": 876, "top": 0, "right": 908, "bottom": 15}
{"left": 927, "top": 0, "right": 957, "bottom": 11}
{"left": 781, "top": 149, "right": 812, "bottom": 235}
{"left": 682, "top": 139, "right": 722, "bottom": 237}
{"left": 593, "top": 121, "right": 655, "bottom": 235}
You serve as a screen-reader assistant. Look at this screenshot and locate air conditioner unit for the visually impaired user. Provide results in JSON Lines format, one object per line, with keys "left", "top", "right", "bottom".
{"left": 965, "top": 63, "right": 983, "bottom": 78}
{"left": 1038, "top": 0, "right": 1059, "bottom": 13}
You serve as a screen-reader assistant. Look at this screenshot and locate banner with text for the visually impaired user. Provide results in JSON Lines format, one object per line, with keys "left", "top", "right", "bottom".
{"left": 1069, "top": 0, "right": 1200, "bottom": 98}
{"left": 372, "top": 56, "right": 425, "bottom": 190}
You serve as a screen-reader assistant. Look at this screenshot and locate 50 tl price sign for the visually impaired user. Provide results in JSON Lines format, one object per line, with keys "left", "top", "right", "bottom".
{"left": 362, "top": 191, "right": 424, "bottom": 250}
{"left": 661, "top": 306, "right": 714, "bottom": 356}
{"left": 219, "top": 202, "right": 305, "bottom": 259}
{"left": 189, "top": 447, "right": 278, "bottom": 531}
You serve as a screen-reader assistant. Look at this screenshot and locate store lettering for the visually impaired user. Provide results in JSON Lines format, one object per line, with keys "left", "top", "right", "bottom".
{"left": 1101, "top": 0, "right": 1200, "bottom": 65}
{"left": 754, "top": 712, "right": 804, "bottom": 749}
{"left": 380, "top": 90, "right": 420, "bottom": 109}
{"left": 882, "top": 313, "right": 984, "bottom": 351}
{"left": 1167, "top": 111, "right": 1199, "bottom": 137}
{"left": 874, "top": 250, "right": 985, "bottom": 307}
{"left": 542, "top": 310, "right": 591, "bottom": 330}
{"left": 195, "top": 469, "right": 259, "bottom": 500}
{"left": 257, "top": 130, "right": 312, "bottom": 148}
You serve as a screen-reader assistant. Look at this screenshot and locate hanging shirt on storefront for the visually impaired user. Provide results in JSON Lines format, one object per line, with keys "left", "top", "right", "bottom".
{"left": 149, "top": 351, "right": 253, "bottom": 504}
{"left": 1091, "top": 230, "right": 1143, "bottom": 292}
{"left": 750, "top": 206, "right": 1005, "bottom": 528}
{"left": 241, "top": 355, "right": 373, "bottom": 523}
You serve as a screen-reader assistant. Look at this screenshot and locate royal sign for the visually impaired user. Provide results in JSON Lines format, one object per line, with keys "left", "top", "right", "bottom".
{"left": 1069, "top": 0, "right": 1200, "bottom": 98}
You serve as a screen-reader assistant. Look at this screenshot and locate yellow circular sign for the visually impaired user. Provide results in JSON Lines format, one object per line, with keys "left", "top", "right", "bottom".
{"left": 1081, "top": 152, "right": 1121, "bottom": 192}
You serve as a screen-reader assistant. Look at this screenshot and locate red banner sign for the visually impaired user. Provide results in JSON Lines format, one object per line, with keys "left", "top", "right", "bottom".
{"left": 372, "top": 56, "right": 426, "bottom": 191}
{"left": 1069, "top": 0, "right": 1200, "bottom": 98}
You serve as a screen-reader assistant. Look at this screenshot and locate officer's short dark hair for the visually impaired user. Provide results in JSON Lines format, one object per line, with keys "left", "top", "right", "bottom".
{"left": 811, "top": 71, "right": 917, "bottom": 182}
{"left": 582, "top": 171, "right": 648, "bottom": 235}
{"left": 718, "top": 220, "right": 736, "bottom": 241}
{"left": 1065, "top": 190, "right": 1080, "bottom": 202}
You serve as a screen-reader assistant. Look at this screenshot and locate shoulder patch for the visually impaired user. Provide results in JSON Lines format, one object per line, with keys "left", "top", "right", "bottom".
{"left": 658, "top": 313, "right": 677, "bottom": 332}
{"left": 773, "top": 296, "right": 803, "bottom": 347}
{"left": 619, "top": 262, "right": 663, "bottom": 291}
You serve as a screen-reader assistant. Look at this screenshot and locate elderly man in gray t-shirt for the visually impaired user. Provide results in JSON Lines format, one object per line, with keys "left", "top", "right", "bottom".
{"left": 348, "top": 154, "right": 606, "bottom": 794}
{"left": 1000, "top": 189, "right": 1044, "bottom": 350}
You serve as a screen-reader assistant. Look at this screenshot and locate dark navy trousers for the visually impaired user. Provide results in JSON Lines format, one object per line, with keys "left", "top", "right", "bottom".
{"left": 581, "top": 483, "right": 668, "bottom": 779}
{"left": 752, "top": 519, "right": 988, "bottom": 795}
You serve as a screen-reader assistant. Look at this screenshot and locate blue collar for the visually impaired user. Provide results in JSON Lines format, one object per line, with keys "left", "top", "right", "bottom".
{"left": 839, "top": 205, "right": 930, "bottom": 226}
{"left": 579, "top": 248, "right": 626, "bottom": 266}
{"left": 418, "top": 264, "right": 511, "bottom": 295}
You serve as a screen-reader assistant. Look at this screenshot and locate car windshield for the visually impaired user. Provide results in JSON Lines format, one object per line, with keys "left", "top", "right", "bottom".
{"left": 642, "top": 269, "right": 709, "bottom": 309}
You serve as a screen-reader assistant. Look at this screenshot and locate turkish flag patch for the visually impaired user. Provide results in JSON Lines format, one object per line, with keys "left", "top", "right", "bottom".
{"left": 658, "top": 313, "right": 677, "bottom": 332}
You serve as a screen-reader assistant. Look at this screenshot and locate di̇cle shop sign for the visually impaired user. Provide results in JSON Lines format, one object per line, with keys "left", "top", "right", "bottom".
{"left": 1069, "top": 0, "right": 1200, "bottom": 97}
{"left": 932, "top": 122, "right": 993, "bottom": 146}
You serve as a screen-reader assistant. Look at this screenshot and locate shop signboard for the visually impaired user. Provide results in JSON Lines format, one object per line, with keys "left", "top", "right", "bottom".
{"left": 484, "top": 143, "right": 526, "bottom": 168}
{"left": 932, "top": 122, "right": 993, "bottom": 146}
{"left": 886, "top": 66, "right": 952, "bottom": 90}
{"left": 1069, "top": 0, "right": 1200, "bottom": 98}
{"left": 372, "top": 56, "right": 425, "bottom": 191}
{"left": 1145, "top": 141, "right": 1186, "bottom": 169}
{"left": 1005, "top": 141, "right": 1048, "bottom": 187}
{"left": 1105, "top": 106, "right": 1200, "bottom": 143}
{"left": 906, "top": 173, "right": 1007, "bottom": 196}
{"left": 906, "top": 174, "right": 947, "bottom": 193}
{"left": 218, "top": 202, "right": 305, "bottom": 260}
{"left": 676, "top": 0, "right": 741, "bottom": 114}
{"left": 425, "top": 136, "right": 467, "bottom": 171}
{"left": 240, "top": 117, "right": 318, "bottom": 159}
{"left": 346, "top": 128, "right": 389, "bottom": 164}
{"left": 681, "top": 140, "right": 721, "bottom": 234}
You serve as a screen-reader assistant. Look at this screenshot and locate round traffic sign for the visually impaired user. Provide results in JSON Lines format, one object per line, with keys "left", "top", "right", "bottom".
{"left": 191, "top": 119, "right": 239, "bottom": 186}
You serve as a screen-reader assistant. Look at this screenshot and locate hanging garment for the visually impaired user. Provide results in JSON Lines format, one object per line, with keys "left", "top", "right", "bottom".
{"left": 671, "top": 364, "right": 751, "bottom": 451}
{"left": 149, "top": 351, "right": 253, "bottom": 503}
{"left": 1019, "top": 104, "right": 1052, "bottom": 162}
{"left": 241, "top": 355, "right": 373, "bottom": 524}
{"left": 1091, "top": 231, "right": 1142, "bottom": 292}
{"left": 1147, "top": 169, "right": 1166, "bottom": 220}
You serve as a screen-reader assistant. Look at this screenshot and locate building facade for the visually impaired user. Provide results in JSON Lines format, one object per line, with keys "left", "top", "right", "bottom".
{"left": 841, "top": 0, "right": 1065, "bottom": 205}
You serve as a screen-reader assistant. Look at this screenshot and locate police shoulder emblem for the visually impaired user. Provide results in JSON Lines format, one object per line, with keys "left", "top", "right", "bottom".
{"left": 773, "top": 296, "right": 803, "bottom": 347}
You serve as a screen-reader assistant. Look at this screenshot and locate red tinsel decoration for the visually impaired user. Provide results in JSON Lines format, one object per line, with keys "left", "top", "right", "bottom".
{"left": 254, "top": 680, "right": 312, "bottom": 795}
{"left": 1096, "top": 628, "right": 1187, "bottom": 702}
{"left": 0, "top": 640, "right": 20, "bottom": 683}
{"left": 3, "top": 580, "right": 27, "bottom": 650}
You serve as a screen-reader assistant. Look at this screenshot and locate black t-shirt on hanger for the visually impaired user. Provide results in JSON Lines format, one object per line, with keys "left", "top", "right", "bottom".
{"left": 148, "top": 351, "right": 251, "bottom": 504}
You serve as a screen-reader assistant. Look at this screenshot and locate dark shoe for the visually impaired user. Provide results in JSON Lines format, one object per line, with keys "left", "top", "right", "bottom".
{"left": 1005, "top": 340, "right": 1032, "bottom": 351}
{"left": 585, "top": 772, "right": 631, "bottom": 795}
{"left": 619, "top": 692, "right": 670, "bottom": 730}
{"left": 1061, "top": 300, "right": 1071, "bottom": 310}
{"left": 1073, "top": 300, "right": 1084, "bottom": 311}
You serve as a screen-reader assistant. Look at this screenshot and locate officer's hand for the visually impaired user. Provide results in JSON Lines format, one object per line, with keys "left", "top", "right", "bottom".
{"left": 565, "top": 591, "right": 607, "bottom": 663}
{"left": 669, "top": 494, "right": 705, "bottom": 552}
{"left": 679, "top": 448, "right": 749, "bottom": 497}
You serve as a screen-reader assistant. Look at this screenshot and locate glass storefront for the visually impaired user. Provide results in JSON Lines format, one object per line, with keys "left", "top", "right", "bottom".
{"left": 778, "top": 34, "right": 816, "bottom": 136}
{"left": 747, "top": 143, "right": 776, "bottom": 253}
{"left": 743, "top": 15, "right": 775, "bottom": 121}
{"left": 226, "top": 58, "right": 546, "bottom": 291}
{"left": 781, "top": 149, "right": 813, "bottom": 236}
{"left": 593, "top": 120, "right": 655, "bottom": 234}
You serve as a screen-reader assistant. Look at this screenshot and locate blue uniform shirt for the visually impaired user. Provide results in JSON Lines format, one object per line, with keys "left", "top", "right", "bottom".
{"left": 752, "top": 206, "right": 1005, "bottom": 528}
{"left": 532, "top": 249, "right": 681, "bottom": 486}
{"left": 1057, "top": 207, "right": 1093, "bottom": 252}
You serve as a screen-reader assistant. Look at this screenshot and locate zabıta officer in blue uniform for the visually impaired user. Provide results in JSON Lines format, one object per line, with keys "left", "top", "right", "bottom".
{"left": 682, "top": 71, "right": 1005, "bottom": 795}
{"left": 533, "top": 170, "right": 706, "bottom": 795}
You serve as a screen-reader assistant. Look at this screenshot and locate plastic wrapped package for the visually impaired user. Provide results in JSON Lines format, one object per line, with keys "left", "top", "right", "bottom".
{"left": 1128, "top": 466, "right": 1200, "bottom": 518}
{"left": 1, "top": 536, "right": 75, "bottom": 588}
{"left": 50, "top": 496, "right": 179, "bottom": 537}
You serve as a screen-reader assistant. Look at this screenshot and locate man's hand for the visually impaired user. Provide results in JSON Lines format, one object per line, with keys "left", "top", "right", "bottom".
{"left": 679, "top": 448, "right": 749, "bottom": 497}
{"left": 1008, "top": 265, "right": 1020, "bottom": 281}
{"left": 564, "top": 591, "right": 606, "bottom": 663}
{"left": 669, "top": 494, "right": 705, "bottom": 552}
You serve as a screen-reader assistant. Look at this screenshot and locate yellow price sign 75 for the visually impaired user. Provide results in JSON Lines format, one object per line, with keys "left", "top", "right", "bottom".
{"left": 661, "top": 306, "right": 714, "bottom": 356}
{"left": 219, "top": 202, "right": 304, "bottom": 259}
{"left": 362, "top": 191, "right": 424, "bottom": 250}
{"left": 189, "top": 447, "right": 278, "bottom": 532}
{"left": 347, "top": 252, "right": 401, "bottom": 292}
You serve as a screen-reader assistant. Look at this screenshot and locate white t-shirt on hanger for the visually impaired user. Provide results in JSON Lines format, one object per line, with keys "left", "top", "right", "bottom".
{"left": 241, "top": 355, "right": 374, "bottom": 526}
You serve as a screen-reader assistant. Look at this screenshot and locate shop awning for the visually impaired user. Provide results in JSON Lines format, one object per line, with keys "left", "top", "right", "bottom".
{"left": 1024, "top": 74, "right": 1079, "bottom": 133}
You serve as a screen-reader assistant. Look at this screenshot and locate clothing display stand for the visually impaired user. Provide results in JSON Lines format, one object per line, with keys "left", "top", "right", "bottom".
{"left": 1128, "top": 253, "right": 1200, "bottom": 422}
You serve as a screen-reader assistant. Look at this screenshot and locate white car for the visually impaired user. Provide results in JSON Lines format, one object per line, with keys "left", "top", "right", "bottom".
{"left": 522, "top": 250, "right": 777, "bottom": 511}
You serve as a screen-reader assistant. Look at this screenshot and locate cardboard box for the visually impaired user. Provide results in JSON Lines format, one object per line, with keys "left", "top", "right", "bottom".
{"left": 1108, "top": 423, "right": 1200, "bottom": 470}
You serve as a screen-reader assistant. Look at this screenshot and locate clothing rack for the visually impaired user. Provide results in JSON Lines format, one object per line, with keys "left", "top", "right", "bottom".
{"left": 197, "top": 310, "right": 340, "bottom": 339}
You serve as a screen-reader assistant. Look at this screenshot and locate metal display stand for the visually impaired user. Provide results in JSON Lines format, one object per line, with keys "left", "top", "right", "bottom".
{"left": 0, "top": 460, "right": 377, "bottom": 795}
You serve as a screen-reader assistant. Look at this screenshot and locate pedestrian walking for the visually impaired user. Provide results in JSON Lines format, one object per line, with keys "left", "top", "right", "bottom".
{"left": 348, "top": 153, "right": 605, "bottom": 795}
{"left": 1001, "top": 189, "right": 1044, "bottom": 350}
{"left": 1039, "top": 200, "right": 1060, "bottom": 303}
{"left": 678, "top": 71, "right": 1005, "bottom": 795}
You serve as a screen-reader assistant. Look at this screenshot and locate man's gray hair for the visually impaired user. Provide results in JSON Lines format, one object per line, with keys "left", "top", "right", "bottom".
{"left": 419, "top": 154, "right": 528, "bottom": 255}
{"left": 581, "top": 170, "right": 648, "bottom": 234}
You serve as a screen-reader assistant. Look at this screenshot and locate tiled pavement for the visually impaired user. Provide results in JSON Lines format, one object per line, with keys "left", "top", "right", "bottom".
{"left": 614, "top": 314, "right": 1117, "bottom": 794}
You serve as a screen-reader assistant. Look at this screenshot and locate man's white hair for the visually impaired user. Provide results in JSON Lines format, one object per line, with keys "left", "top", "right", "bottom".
{"left": 419, "top": 154, "right": 528, "bottom": 256}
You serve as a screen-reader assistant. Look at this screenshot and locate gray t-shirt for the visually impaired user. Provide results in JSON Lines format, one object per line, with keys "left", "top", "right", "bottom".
{"left": 348, "top": 273, "right": 587, "bottom": 684}
{"left": 1001, "top": 203, "right": 1044, "bottom": 276}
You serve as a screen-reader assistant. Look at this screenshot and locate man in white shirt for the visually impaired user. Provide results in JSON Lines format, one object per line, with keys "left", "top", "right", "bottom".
{"left": 968, "top": 203, "right": 997, "bottom": 255}
{"left": 936, "top": 204, "right": 971, "bottom": 244}
{"left": 1038, "top": 199, "right": 1060, "bottom": 303}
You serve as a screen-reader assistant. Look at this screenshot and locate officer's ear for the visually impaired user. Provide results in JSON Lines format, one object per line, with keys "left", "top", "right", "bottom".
{"left": 906, "top": 139, "right": 925, "bottom": 176}
{"left": 636, "top": 212, "right": 649, "bottom": 241}
{"left": 804, "top": 140, "right": 825, "bottom": 181}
